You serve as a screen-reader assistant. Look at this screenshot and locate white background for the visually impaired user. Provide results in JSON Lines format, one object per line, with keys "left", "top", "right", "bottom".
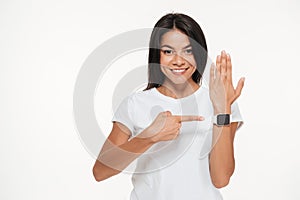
{"left": 1, "top": 0, "right": 300, "bottom": 199}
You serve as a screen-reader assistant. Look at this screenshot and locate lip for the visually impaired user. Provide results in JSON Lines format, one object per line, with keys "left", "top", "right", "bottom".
{"left": 169, "top": 67, "right": 189, "bottom": 75}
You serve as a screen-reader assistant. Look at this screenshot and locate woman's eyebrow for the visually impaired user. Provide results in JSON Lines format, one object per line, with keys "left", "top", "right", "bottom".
{"left": 160, "top": 44, "right": 174, "bottom": 49}
{"left": 183, "top": 44, "right": 192, "bottom": 49}
{"left": 160, "top": 44, "right": 192, "bottom": 49}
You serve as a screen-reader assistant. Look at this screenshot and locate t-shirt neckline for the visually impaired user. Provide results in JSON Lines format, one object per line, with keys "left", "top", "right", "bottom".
{"left": 151, "top": 85, "right": 203, "bottom": 102}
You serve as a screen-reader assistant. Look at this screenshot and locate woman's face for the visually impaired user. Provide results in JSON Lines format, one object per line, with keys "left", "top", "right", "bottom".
{"left": 160, "top": 29, "right": 197, "bottom": 85}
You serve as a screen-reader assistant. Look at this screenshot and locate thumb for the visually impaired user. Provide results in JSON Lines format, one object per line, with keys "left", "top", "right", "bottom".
{"left": 161, "top": 110, "right": 172, "bottom": 117}
{"left": 235, "top": 77, "right": 245, "bottom": 99}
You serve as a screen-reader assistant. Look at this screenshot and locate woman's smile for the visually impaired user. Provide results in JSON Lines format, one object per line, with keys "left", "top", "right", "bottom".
{"left": 169, "top": 67, "right": 190, "bottom": 75}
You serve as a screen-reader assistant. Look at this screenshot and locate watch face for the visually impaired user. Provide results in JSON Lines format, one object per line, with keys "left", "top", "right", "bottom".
{"left": 217, "top": 114, "right": 230, "bottom": 125}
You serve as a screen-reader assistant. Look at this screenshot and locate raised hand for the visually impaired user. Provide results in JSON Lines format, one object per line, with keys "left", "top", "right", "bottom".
{"left": 141, "top": 111, "right": 204, "bottom": 143}
{"left": 209, "top": 50, "right": 245, "bottom": 114}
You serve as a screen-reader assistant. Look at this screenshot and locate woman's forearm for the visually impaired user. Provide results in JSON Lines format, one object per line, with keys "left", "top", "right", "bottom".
{"left": 93, "top": 131, "right": 155, "bottom": 182}
{"left": 209, "top": 124, "right": 235, "bottom": 188}
{"left": 209, "top": 105, "right": 237, "bottom": 188}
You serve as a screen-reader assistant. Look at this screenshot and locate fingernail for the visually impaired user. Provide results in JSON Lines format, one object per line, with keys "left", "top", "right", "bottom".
{"left": 199, "top": 116, "right": 205, "bottom": 120}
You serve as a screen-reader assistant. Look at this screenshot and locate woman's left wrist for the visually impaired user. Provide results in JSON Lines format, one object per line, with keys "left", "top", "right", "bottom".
{"left": 213, "top": 105, "right": 231, "bottom": 115}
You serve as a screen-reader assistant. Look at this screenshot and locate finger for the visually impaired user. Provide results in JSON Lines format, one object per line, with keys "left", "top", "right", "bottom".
{"left": 234, "top": 77, "right": 245, "bottom": 99}
{"left": 162, "top": 111, "right": 172, "bottom": 117}
{"left": 210, "top": 63, "right": 215, "bottom": 87}
{"left": 174, "top": 115, "right": 205, "bottom": 122}
{"left": 216, "top": 55, "right": 221, "bottom": 79}
{"left": 226, "top": 53, "right": 232, "bottom": 83}
{"left": 178, "top": 122, "right": 182, "bottom": 128}
{"left": 221, "top": 50, "right": 227, "bottom": 80}
{"left": 169, "top": 124, "right": 180, "bottom": 132}
{"left": 176, "top": 130, "right": 180, "bottom": 137}
{"left": 172, "top": 123, "right": 181, "bottom": 132}
{"left": 171, "top": 130, "right": 180, "bottom": 140}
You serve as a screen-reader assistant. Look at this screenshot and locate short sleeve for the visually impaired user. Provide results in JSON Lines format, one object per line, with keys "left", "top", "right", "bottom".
{"left": 231, "top": 101, "right": 244, "bottom": 130}
{"left": 111, "top": 95, "right": 135, "bottom": 136}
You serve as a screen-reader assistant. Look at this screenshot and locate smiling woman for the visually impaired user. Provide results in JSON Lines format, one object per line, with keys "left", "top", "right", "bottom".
{"left": 93, "top": 13, "right": 245, "bottom": 200}
{"left": 158, "top": 29, "right": 199, "bottom": 97}
{"left": 145, "top": 13, "right": 208, "bottom": 94}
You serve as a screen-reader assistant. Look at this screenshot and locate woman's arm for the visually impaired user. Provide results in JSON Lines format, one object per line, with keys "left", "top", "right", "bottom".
{"left": 93, "top": 112, "right": 203, "bottom": 182}
{"left": 208, "top": 50, "right": 245, "bottom": 188}
{"left": 92, "top": 122, "right": 154, "bottom": 182}
{"left": 209, "top": 121, "right": 238, "bottom": 188}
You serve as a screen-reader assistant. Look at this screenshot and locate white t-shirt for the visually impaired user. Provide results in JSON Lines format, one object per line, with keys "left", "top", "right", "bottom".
{"left": 111, "top": 84, "right": 243, "bottom": 200}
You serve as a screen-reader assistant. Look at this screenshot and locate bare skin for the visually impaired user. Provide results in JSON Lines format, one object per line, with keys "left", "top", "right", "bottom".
{"left": 93, "top": 29, "right": 245, "bottom": 188}
{"left": 93, "top": 113, "right": 204, "bottom": 181}
{"left": 208, "top": 50, "right": 245, "bottom": 187}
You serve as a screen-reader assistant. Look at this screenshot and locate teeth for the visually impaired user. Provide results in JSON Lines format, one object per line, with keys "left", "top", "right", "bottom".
{"left": 172, "top": 69, "right": 186, "bottom": 73}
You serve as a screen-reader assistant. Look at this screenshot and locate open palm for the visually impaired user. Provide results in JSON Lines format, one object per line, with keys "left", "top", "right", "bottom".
{"left": 209, "top": 50, "right": 245, "bottom": 114}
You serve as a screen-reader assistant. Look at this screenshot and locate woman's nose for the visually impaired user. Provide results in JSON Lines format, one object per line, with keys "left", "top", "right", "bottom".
{"left": 172, "top": 54, "right": 185, "bottom": 66}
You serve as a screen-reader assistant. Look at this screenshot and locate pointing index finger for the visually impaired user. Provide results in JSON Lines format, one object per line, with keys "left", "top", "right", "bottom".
{"left": 174, "top": 115, "right": 205, "bottom": 122}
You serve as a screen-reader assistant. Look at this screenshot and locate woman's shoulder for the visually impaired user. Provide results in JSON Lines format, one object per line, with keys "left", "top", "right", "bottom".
{"left": 127, "top": 88, "right": 155, "bottom": 101}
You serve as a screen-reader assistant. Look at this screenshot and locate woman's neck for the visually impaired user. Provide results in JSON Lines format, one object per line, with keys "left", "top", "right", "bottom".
{"left": 157, "top": 79, "right": 200, "bottom": 99}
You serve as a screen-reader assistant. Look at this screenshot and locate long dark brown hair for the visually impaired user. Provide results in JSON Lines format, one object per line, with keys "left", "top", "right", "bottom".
{"left": 144, "top": 13, "right": 208, "bottom": 91}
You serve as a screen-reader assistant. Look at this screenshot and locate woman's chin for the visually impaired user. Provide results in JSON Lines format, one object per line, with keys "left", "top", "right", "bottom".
{"left": 165, "top": 77, "right": 190, "bottom": 85}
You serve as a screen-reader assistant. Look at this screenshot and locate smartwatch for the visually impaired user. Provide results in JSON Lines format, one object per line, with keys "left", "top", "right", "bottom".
{"left": 213, "top": 114, "right": 231, "bottom": 126}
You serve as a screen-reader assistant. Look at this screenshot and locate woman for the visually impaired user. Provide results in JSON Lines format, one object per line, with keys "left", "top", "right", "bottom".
{"left": 93, "top": 13, "right": 245, "bottom": 200}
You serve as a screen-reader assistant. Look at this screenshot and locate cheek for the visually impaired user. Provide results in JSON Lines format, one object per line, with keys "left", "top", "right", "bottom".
{"left": 160, "top": 64, "right": 168, "bottom": 74}
{"left": 187, "top": 58, "right": 197, "bottom": 74}
{"left": 190, "top": 67, "right": 196, "bottom": 75}
{"left": 186, "top": 56, "right": 197, "bottom": 67}
{"left": 160, "top": 56, "right": 171, "bottom": 66}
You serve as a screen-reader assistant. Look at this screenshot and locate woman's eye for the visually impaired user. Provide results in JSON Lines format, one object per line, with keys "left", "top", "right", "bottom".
{"left": 162, "top": 49, "right": 173, "bottom": 55}
{"left": 184, "top": 49, "right": 193, "bottom": 54}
